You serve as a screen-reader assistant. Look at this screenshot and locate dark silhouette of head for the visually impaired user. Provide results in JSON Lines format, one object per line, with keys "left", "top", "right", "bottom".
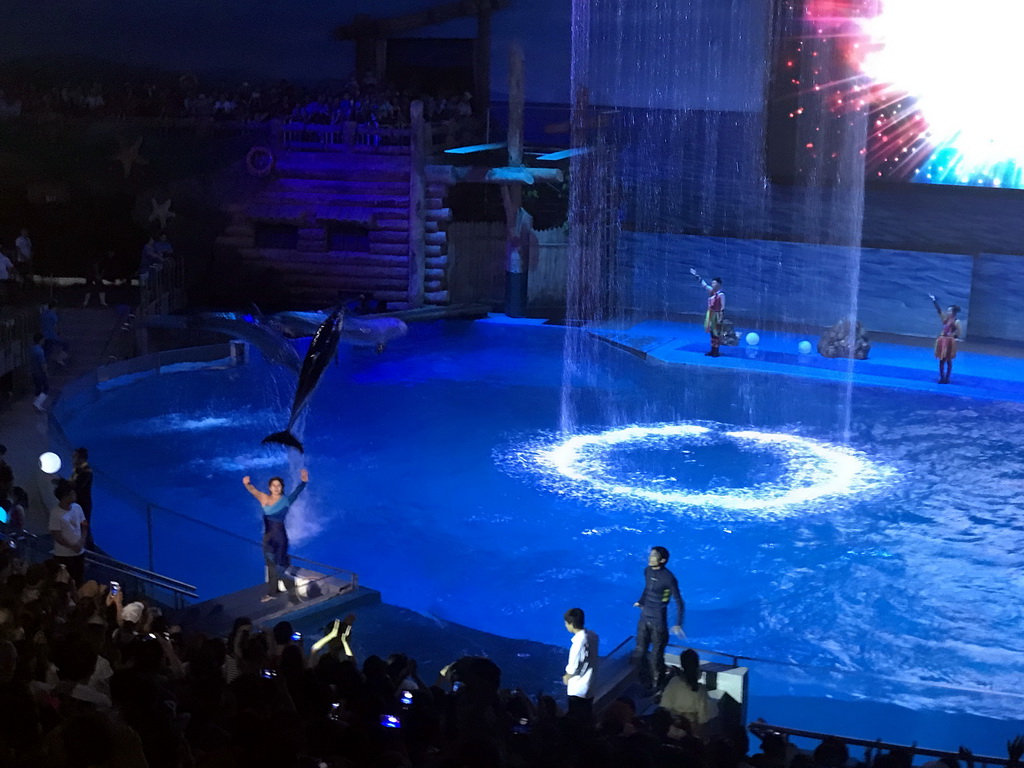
{"left": 563, "top": 607, "right": 585, "bottom": 631}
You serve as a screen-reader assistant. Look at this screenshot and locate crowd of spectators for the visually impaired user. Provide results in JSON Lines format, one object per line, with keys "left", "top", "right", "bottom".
{"left": 0, "top": 71, "right": 474, "bottom": 128}
{"left": 0, "top": 546, "right": 1017, "bottom": 768}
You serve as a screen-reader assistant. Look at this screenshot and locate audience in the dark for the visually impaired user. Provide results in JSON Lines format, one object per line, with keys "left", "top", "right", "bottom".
{"left": 0, "top": 71, "right": 474, "bottom": 131}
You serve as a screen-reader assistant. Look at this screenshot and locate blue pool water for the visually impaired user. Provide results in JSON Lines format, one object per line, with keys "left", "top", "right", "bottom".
{"left": 59, "top": 320, "right": 1024, "bottom": 724}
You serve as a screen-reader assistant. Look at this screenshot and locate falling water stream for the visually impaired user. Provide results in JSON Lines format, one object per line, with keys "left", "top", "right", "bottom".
{"left": 564, "top": 0, "right": 867, "bottom": 440}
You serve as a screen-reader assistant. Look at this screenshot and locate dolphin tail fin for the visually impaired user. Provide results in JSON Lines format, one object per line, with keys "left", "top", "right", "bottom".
{"left": 261, "top": 430, "right": 305, "bottom": 453}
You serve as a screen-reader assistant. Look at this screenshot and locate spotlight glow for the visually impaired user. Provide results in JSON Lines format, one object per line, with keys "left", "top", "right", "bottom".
{"left": 857, "top": 0, "right": 1024, "bottom": 186}
{"left": 526, "top": 422, "right": 891, "bottom": 518}
{"left": 794, "top": 0, "right": 1024, "bottom": 187}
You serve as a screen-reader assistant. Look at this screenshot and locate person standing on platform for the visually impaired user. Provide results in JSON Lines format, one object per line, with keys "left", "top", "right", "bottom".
{"left": 243, "top": 469, "right": 308, "bottom": 604}
{"left": 634, "top": 546, "right": 685, "bottom": 692}
{"left": 928, "top": 294, "right": 962, "bottom": 384}
{"left": 690, "top": 268, "right": 726, "bottom": 357}
{"left": 562, "top": 607, "right": 599, "bottom": 723}
{"left": 49, "top": 479, "right": 87, "bottom": 586}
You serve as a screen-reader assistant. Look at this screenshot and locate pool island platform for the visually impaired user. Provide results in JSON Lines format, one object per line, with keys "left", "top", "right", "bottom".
{"left": 510, "top": 315, "right": 1024, "bottom": 404}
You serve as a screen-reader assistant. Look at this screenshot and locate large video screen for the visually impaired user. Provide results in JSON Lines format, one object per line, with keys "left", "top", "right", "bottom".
{"left": 773, "top": 0, "right": 1023, "bottom": 189}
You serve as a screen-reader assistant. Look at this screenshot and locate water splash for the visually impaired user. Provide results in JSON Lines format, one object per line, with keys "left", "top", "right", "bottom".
{"left": 511, "top": 421, "right": 893, "bottom": 520}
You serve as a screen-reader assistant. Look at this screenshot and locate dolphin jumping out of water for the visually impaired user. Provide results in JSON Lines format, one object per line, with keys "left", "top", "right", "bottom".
{"left": 261, "top": 307, "right": 345, "bottom": 453}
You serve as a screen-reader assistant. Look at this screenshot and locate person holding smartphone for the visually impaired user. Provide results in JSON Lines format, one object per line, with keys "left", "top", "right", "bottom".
{"left": 243, "top": 469, "right": 308, "bottom": 603}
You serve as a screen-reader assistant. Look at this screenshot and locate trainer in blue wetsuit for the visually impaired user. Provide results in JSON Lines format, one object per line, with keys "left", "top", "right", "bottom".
{"left": 243, "top": 469, "right": 308, "bottom": 603}
{"left": 633, "top": 545, "right": 685, "bottom": 690}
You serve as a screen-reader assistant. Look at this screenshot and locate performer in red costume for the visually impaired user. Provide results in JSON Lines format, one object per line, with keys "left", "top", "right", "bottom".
{"left": 928, "top": 293, "right": 961, "bottom": 384}
{"left": 690, "top": 268, "right": 725, "bottom": 357}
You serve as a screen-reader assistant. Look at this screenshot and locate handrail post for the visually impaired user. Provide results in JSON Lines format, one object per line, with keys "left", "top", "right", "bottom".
{"left": 146, "top": 504, "right": 154, "bottom": 572}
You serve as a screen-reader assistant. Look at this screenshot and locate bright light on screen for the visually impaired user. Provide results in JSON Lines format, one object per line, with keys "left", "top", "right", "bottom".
{"left": 806, "top": 0, "right": 1024, "bottom": 188}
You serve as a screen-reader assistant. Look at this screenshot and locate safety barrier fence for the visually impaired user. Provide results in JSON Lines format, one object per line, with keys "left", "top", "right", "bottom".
{"left": 138, "top": 255, "right": 187, "bottom": 319}
{"left": 748, "top": 722, "right": 1014, "bottom": 768}
{"left": 0, "top": 307, "right": 37, "bottom": 383}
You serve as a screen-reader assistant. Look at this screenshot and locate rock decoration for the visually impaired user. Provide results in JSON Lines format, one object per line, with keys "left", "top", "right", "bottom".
{"left": 817, "top": 318, "right": 870, "bottom": 359}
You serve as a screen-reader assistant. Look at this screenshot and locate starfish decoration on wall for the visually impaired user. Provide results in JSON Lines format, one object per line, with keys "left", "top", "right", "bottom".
{"left": 113, "top": 137, "right": 148, "bottom": 179}
{"left": 149, "top": 198, "right": 176, "bottom": 228}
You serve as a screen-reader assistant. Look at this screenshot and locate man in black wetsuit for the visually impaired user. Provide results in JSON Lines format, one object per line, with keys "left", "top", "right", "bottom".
{"left": 633, "top": 546, "right": 685, "bottom": 691}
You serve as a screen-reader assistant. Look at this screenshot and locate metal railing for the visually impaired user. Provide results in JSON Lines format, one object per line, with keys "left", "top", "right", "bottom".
{"left": 2, "top": 529, "right": 197, "bottom": 609}
{"left": 0, "top": 307, "right": 37, "bottom": 390}
{"left": 748, "top": 722, "right": 1016, "bottom": 768}
{"left": 138, "top": 256, "right": 187, "bottom": 319}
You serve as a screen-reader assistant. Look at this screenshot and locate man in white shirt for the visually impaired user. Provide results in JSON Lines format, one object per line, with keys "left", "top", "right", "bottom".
{"left": 563, "top": 607, "right": 599, "bottom": 722}
{"left": 49, "top": 479, "right": 88, "bottom": 585}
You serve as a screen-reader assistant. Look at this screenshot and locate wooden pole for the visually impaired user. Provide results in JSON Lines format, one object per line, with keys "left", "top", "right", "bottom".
{"left": 474, "top": 4, "right": 492, "bottom": 119}
{"left": 504, "top": 42, "right": 529, "bottom": 316}
{"left": 508, "top": 42, "right": 524, "bottom": 168}
{"left": 407, "top": 100, "right": 427, "bottom": 308}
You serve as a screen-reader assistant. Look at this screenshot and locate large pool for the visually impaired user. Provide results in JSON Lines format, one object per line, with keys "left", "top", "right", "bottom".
{"left": 59, "top": 320, "right": 1024, "bottom": 722}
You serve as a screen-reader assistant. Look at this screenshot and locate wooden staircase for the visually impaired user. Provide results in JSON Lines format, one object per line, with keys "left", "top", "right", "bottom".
{"left": 216, "top": 150, "right": 453, "bottom": 309}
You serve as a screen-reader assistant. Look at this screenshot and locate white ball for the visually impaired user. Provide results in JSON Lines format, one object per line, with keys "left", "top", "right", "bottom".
{"left": 39, "top": 452, "right": 62, "bottom": 474}
{"left": 798, "top": 340, "right": 812, "bottom": 355}
{"left": 745, "top": 332, "right": 760, "bottom": 347}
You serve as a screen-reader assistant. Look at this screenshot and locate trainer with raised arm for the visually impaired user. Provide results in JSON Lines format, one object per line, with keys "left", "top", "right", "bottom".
{"left": 243, "top": 469, "right": 308, "bottom": 604}
{"left": 927, "top": 293, "right": 962, "bottom": 384}
{"left": 633, "top": 546, "right": 685, "bottom": 691}
{"left": 690, "top": 268, "right": 726, "bottom": 357}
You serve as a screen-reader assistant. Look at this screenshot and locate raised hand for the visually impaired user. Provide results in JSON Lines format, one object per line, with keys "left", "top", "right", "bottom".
{"left": 689, "top": 268, "right": 699, "bottom": 277}
{"left": 242, "top": 476, "right": 251, "bottom": 486}
{"left": 300, "top": 468, "right": 309, "bottom": 483}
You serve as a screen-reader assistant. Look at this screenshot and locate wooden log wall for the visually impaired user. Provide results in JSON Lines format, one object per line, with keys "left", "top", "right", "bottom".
{"left": 216, "top": 147, "right": 455, "bottom": 309}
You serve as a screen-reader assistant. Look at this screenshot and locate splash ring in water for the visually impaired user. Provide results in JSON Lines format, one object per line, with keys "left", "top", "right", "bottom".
{"left": 530, "top": 423, "right": 889, "bottom": 515}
